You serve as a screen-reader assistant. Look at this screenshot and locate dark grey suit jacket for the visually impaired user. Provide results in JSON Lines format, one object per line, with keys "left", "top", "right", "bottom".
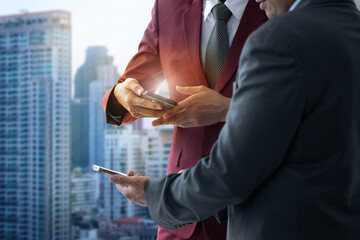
{"left": 144, "top": 0, "right": 360, "bottom": 239}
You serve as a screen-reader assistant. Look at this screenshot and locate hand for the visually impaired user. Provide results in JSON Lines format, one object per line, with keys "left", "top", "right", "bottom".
{"left": 109, "top": 170, "right": 149, "bottom": 206}
{"left": 152, "top": 86, "right": 231, "bottom": 128}
{"left": 114, "top": 78, "right": 166, "bottom": 118}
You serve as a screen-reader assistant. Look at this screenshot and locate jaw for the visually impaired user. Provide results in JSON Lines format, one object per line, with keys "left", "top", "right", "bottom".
{"left": 255, "top": 0, "right": 295, "bottom": 19}
{"left": 255, "top": 0, "right": 275, "bottom": 19}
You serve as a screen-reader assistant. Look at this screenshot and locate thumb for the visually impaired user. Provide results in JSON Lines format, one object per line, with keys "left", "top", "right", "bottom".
{"left": 125, "top": 78, "right": 144, "bottom": 96}
{"left": 176, "top": 85, "right": 207, "bottom": 95}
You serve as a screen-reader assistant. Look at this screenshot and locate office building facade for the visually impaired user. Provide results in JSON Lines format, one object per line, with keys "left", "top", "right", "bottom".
{"left": 103, "top": 124, "right": 173, "bottom": 221}
{"left": 145, "top": 127, "right": 173, "bottom": 178}
{"left": 70, "top": 168, "right": 99, "bottom": 213}
{"left": 0, "top": 10, "right": 71, "bottom": 239}
{"left": 71, "top": 46, "right": 113, "bottom": 169}
{"left": 103, "top": 127, "right": 129, "bottom": 221}
{"left": 103, "top": 125, "right": 151, "bottom": 220}
{"left": 89, "top": 65, "right": 119, "bottom": 169}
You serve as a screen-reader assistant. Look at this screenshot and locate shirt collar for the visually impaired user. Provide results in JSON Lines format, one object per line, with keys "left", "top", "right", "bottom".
{"left": 289, "top": 0, "right": 302, "bottom": 11}
{"left": 203, "top": 0, "right": 248, "bottom": 21}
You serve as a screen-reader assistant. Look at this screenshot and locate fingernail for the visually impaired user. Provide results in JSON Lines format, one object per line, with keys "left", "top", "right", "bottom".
{"left": 137, "top": 89, "right": 143, "bottom": 96}
{"left": 156, "top": 105, "right": 163, "bottom": 110}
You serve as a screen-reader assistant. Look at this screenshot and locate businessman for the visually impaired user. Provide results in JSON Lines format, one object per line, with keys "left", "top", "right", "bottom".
{"left": 103, "top": 0, "right": 267, "bottom": 239}
{"left": 109, "top": 0, "right": 360, "bottom": 239}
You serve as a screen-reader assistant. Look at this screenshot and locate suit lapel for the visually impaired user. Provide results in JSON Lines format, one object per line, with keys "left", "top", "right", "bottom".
{"left": 215, "top": 0, "right": 267, "bottom": 92}
{"left": 182, "top": 0, "right": 208, "bottom": 87}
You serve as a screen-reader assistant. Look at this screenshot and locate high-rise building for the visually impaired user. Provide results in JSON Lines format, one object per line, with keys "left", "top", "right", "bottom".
{"left": 102, "top": 124, "right": 173, "bottom": 221}
{"left": 103, "top": 125, "right": 150, "bottom": 220}
{"left": 74, "top": 46, "right": 112, "bottom": 100}
{"left": 103, "top": 127, "right": 129, "bottom": 221}
{"left": 146, "top": 127, "right": 173, "bottom": 178}
{"left": 89, "top": 65, "right": 119, "bottom": 209}
{"left": 0, "top": 10, "right": 71, "bottom": 240}
{"left": 71, "top": 46, "right": 113, "bottom": 169}
{"left": 89, "top": 65, "right": 119, "bottom": 169}
{"left": 70, "top": 168, "right": 99, "bottom": 213}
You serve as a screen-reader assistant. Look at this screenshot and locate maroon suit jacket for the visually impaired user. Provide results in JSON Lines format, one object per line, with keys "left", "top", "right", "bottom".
{"left": 103, "top": 0, "right": 267, "bottom": 239}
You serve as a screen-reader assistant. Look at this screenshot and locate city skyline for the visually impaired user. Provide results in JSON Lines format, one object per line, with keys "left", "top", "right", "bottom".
{"left": 0, "top": 9, "right": 168, "bottom": 238}
{"left": 1, "top": 0, "right": 360, "bottom": 86}
{"left": 0, "top": 0, "right": 155, "bottom": 86}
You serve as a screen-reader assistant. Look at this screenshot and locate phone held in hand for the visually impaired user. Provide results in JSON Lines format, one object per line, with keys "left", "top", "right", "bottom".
{"left": 92, "top": 164, "right": 127, "bottom": 176}
{"left": 141, "top": 91, "right": 178, "bottom": 110}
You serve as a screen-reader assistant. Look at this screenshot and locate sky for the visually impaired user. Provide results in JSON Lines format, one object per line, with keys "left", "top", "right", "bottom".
{"left": 1, "top": 0, "right": 359, "bottom": 80}
{"left": 0, "top": 0, "right": 155, "bottom": 78}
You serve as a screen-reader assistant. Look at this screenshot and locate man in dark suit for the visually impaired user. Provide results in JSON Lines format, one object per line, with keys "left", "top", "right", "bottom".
{"left": 109, "top": 0, "right": 360, "bottom": 239}
{"left": 102, "top": 0, "right": 266, "bottom": 239}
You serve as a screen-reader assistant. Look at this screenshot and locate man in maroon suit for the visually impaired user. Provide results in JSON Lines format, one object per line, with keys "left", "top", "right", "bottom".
{"left": 102, "top": 0, "right": 266, "bottom": 239}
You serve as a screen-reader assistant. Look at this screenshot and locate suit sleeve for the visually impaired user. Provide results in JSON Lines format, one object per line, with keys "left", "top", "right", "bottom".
{"left": 144, "top": 27, "right": 306, "bottom": 230}
{"left": 103, "top": 0, "right": 165, "bottom": 125}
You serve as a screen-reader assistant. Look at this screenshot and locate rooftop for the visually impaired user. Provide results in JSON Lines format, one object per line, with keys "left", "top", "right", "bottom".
{"left": 0, "top": 10, "right": 71, "bottom": 29}
{"left": 117, "top": 217, "right": 142, "bottom": 224}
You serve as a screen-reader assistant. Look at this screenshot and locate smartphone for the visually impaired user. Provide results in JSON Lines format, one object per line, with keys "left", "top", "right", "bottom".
{"left": 141, "top": 91, "right": 178, "bottom": 110}
{"left": 92, "top": 164, "right": 127, "bottom": 176}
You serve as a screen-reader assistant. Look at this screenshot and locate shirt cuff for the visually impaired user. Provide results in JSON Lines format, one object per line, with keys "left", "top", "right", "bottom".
{"left": 107, "top": 85, "right": 128, "bottom": 125}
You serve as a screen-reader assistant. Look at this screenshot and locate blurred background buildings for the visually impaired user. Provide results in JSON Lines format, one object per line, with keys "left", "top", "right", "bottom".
{"left": 1, "top": 1, "right": 359, "bottom": 239}
{"left": 0, "top": 10, "right": 71, "bottom": 239}
{"left": 0, "top": 8, "right": 169, "bottom": 240}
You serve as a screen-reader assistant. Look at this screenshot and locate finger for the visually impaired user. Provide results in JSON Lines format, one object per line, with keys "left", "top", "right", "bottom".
{"left": 178, "top": 169, "right": 185, "bottom": 173}
{"left": 130, "top": 95, "right": 163, "bottom": 110}
{"left": 114, "top": 81, "right": 160, "bottom": 109}
{"left": 127, "top": 170, "right": 135, "bottom": 176}
{"left": 129, "top": 106, "right": 166, "bottom": 118}
{"left": 152, "top": 117, "right": 167, "bottom": 126}
{"left": 162, "top": 104, "right": 183, "bottom": 120}
{"left": 124, "top": 78, "right": 144, "bottom": 96}
{"left": 153, "top": 108, "right": 187, "bottom": 126}
{"left": 163, "top": 106, "right": 187, "bottom": 121}
{"left": 176, "top": 85, "right": 207, "bottom": 95}
{"left": 154, "top": 115, "right": 184, "bottom": 126}
{"left": 136, "top": 173, "right": 142, "bottom": 176}
{"left": 109, "top": 175, "right": 130, "bottom": 185}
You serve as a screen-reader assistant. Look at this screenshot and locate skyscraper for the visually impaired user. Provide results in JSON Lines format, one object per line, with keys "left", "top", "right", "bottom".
{"left": 102, "top": 124, "right": 173, "bottom": 221}
{"left": 0, "top": 10, "right": 71, "bottom": 240}
{"left": 74, "top": 47, "right": 112, "bottom": 100}
{"left": 145, "top": 127, "right": 173, "bottom": 178}
{"left": 71, "top": 46, "right": 113, "bottom": 169}
{"left": 89, "top": 65, "right": 119, "bottom": 209}
{"left": 89, "top": 65, "right": 119, "bottom": 169}
{"left": 103, "top": 127, "right": 128, "bottom": 221}
{"left": 70, "top": 168, "right": 98, "bottom": 213}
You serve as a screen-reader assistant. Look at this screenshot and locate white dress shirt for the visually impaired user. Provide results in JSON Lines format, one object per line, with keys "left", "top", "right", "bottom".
{"left": 201, "top": 0, "right": 249, "bottom": 70}
{"left": 289, "top": 0, "right": 302, "bottom": 11}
